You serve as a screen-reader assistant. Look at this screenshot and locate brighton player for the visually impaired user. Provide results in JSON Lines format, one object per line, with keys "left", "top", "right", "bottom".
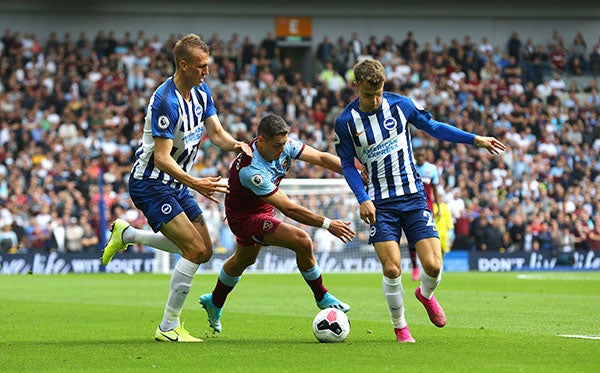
{"left": 101, "top": 34, "right": 251, "bottom": 342}
{"left": 198, "top": 114, "right": 356, "bottom": 333}
{"left": 408, "top": 147, "right": 440, "bottom": 281}
{"left": 334, "top": 59, "right": 506, "bottom": 343}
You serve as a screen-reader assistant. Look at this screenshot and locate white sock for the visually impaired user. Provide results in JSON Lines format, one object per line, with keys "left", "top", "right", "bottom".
{"left": 123, "top": 226, "right": 182, "bottom": 255}
{"left": 420, "top": 270, "right": 442, "bottom": 299}
{"left": 382, "top": 275, "right": 407, "bottom": 329}
{"left": 160, "top": 257, "right": 198, "bottom": 331}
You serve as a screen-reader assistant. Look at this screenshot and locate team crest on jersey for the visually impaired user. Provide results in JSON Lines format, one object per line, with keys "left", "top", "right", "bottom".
{"left": 161, "top": 203, "right": 173, "bottom": 215}
{"left": 383, "top": 118, "right": 397, "bottom": 130}
{"left": 251, "top": 174, "right": 264, "bottom": 186}
{"left": 194, "top": 105, "right": 203, "bottom": 118}
{"left": 281, "top": 156, "right": 289, "bottom": 170}
{"left": 263, "top": 220, "right": 273, "bottom": 231}
{"left": 333, "top": 133, "right": 340, "bottom": 145}
{"left": 411, "top": 97, "right": 425, "bottom": 110}
{"left": 158, "top": 115, "right": 170, "bottom": 129}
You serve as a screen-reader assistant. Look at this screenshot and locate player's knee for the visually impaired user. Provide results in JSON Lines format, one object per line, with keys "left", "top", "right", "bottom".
{"left": 382, "top": 262, "right": 401, "bottom": 279}
{"left": 422, "top": 262, "right": 442, "bottom": 277}
{"left": 297, "top": 234, "right": 313, "bottom": 254}
{"left": 185, "top": 244, "right": 213, "bottom": 264}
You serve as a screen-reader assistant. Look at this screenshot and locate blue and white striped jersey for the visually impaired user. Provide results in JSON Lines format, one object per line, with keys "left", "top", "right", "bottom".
{"left": 131, "top": 77, "right": 217, "bottom": 189}
{"left": 334, "top": 92, "right": 474, "bottom": 204}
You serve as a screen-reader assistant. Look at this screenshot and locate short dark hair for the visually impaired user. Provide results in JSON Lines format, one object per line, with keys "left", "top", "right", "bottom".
{"left": 257, "top": 114, "right": 290, "bottom": 139}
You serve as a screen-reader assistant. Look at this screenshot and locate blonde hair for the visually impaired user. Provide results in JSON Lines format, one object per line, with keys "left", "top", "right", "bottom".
{"left": 173, "top": 33, "right": 210, "bottom": 67}
{"left": 353, "top": 59, "right": 386, "bottom": 86}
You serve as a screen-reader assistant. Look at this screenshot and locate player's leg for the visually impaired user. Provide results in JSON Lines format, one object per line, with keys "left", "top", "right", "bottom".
{"left": 414, "top": 236, "right": 446, "bottom": 327}
{"left": 374, "top": 240, "right": 414, "bottom": 343}
{"left": 199, "top": 242, "right": 261, "bottom": 333}
{"left": 102, "top": 220, "right": 182, "bottom": 266}
{"left": 154, "top": 211, "right": 211, "bottom": 341}
{"left": 370, "top": 200, "right": 415, "bottom": 342}
{"left": 264, "top": 222, "right": 349, "bottom": 312}
{"left": 128, "top": 180, "right": 206, "bottom": 341}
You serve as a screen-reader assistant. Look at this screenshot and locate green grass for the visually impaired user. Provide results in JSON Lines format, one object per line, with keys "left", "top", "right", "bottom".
{"left": 1, "top": 272, "right": 599, "bottom": 372}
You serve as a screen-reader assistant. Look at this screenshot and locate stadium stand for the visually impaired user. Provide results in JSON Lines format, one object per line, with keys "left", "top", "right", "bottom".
{"left": 0, "top": 27, "right": 598, "bottom": 256}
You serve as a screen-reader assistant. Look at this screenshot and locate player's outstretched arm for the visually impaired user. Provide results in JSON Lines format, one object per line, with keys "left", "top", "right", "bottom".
{"left": 299, "top": 145, "right": 343, "bottom": 174}
{"left": 473, "top": 135, "right": 507, "bottom": 154}
{"left": 262, "top": 190, "right": 355, "bottom": 243}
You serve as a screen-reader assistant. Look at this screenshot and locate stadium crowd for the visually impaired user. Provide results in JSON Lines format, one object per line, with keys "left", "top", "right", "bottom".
{"left": 0, "top": 27, "right": 599, "bottom": 256}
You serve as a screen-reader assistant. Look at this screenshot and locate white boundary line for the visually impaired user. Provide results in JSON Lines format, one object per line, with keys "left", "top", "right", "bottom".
{"left": 558, "top": 334, "right": 600, "bottom": 340}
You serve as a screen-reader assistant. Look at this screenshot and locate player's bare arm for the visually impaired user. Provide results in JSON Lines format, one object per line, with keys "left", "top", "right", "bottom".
{"left": 204, "top": 115, "right": 252, "bottom": 156}
{"left": 473, "top": 135, "right": 507, "bottom": 155}
{"left": 301, "top": 146, "right": 368, "bottom": 185}
{"left": 299, "top": 145, "right": 343, "bottom": 174}
{"left": 154, "top": 136, "right": 228, "bottom": 203}
{"left": 263, "top": 189, "right": 355, "bottom": 243}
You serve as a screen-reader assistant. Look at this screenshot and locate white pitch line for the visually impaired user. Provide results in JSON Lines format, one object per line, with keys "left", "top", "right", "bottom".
{"left": 558, "top": 334, "right": 600, "bottom": 340}
{"left": 516, "top": 274, "right": 598, "bottom": 281}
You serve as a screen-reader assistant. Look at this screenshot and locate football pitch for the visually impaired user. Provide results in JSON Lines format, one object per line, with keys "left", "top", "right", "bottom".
{"left": 1, "top": 271, "right": 599, "bottom": 372}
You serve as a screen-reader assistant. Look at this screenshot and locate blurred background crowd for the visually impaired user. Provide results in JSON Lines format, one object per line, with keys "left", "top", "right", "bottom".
{"left": 0, "top": 27, "right": 599, "bottom": 256}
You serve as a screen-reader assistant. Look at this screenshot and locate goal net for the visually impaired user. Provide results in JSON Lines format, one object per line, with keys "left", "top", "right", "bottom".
{"left": 154, "top": 178, "right": 413, "bottom": 274}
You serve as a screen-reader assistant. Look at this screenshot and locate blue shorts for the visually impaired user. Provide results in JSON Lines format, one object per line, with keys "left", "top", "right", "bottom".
{"left": 129, "top": 177, "right": 202, "bottom": 232}
{"left": 368, "top": 193, "right": 439, "bottom": 247}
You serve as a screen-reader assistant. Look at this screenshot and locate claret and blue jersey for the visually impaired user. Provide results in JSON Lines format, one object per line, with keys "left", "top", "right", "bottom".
{"left": 334, "top": 92, "right": 475, "bottom": 205}
{"left": 131, "top": 77, "right": 217, "bottom": 189}
{"left": 225, "top": 137, "right": 305, "bottom": 216}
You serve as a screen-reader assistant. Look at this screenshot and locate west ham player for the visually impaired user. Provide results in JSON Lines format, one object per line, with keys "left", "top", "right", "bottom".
{"left": 334, "top": 59, "right": 506, "bottom": 343}
{"left": 198, "top": 114, "right": 355, "bottom": 333}
{"left": 101, "top": 34, "right": 251, "bottom": 342}
{"left": 408, "top": 147, "right": 440, "bottom": 281}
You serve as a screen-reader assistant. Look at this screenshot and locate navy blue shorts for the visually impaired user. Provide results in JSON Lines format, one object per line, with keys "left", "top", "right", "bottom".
{"left": 129, "top": 177, "right": 202, "bottom": 232}
{"left": 368, "top": 192, "right": 439, "bottom": 247}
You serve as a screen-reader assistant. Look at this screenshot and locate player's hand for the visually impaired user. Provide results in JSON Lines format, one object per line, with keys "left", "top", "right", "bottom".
{"left": 474, "top": 136, "right": 507, "bottom": 155}
{"left": 193, "top": 176, "right": 229, "bottom": 203}
{"left": 355, "top": 158, "right": 369, "bottom": 185}
{"left": 235, "top": 141, "right": 253, "bottom": 157}
{"left": 359, "top": 200, "right": 376, "bottom": 225}
{"left": 327, "top": 220, "right": 356, "bottom": 243}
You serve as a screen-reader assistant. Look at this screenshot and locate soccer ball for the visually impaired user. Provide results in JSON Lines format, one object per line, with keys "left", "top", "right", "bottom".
{"left": 312, "top": 308, "right": 350, "bottom": 343}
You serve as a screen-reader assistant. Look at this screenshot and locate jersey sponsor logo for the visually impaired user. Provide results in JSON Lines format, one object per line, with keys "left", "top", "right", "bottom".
{"left": 194, "top": 105, "right": 203, "bottom": 118}
{"left": 411, "top": 97, "right": 424, "bottom": 110}
{"left": 333, "top": 133, "right": 340, "bottom": 145}
{"left": 383, "top": 118, "right": 397, "bottom": 130}
{"left": 251, "top": 174, "right": 264, "bottom": 186}
{"left": 362, "top": 138, "right": 399, "bottom": 159}
{"left": 158, "top": 115, "right": 170, "bottom": 129}
{"left": 370, "top": 225, "right": 376, "bottom": 236}
{"left": 161, "top": 203, "right": 173, "bottom": 215}
{"left": 263, "top": 220, "right": 273, "bottom": 231}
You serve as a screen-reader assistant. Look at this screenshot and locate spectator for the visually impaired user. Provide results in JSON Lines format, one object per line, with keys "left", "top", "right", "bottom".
{"left": 0, "top": 221, "right": 19, "bottom": 253}
{"left": 587, "top": 216, "right": 600, "bottom": 251}
{"left": 507, "top": 31, "right": 523, "bottom": 63}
